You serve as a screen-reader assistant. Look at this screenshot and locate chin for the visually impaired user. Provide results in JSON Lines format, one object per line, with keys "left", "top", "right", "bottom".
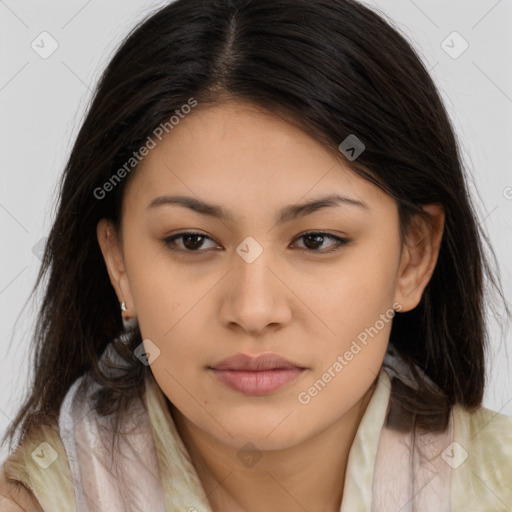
{"left": 213, "top": 419, "right": 308, "bottom": 452}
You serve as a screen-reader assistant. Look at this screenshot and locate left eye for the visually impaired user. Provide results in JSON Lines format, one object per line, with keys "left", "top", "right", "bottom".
{"left": 162, "top": 231, "right": 349, "bottom": 254}
{"left": 293, "top": 232, "right": 349, "bottom": 252}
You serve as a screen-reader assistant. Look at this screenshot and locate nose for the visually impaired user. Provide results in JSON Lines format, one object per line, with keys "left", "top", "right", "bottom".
{"left": 218, "top": 246, "right": 292, "bottom": 336}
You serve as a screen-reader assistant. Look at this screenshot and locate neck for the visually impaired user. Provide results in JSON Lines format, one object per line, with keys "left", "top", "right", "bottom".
{"left": 169, "top": 380, "right": 377, "bottom": 512}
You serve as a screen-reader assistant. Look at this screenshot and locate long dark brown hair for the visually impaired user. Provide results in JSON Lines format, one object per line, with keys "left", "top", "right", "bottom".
{"left": 2, "top": 0, "right": 510, "bottom": 453}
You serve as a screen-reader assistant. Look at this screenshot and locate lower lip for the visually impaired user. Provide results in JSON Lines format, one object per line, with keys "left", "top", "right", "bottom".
{"left": 209, "top": 368, "right": 305, "bottom": 395}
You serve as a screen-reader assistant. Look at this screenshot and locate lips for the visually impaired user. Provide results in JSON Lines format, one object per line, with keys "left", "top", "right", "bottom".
{"left": 208, "top": 353, "right": 306, "bottom": 395}
{"left": 210, "top": 352, "right": 305, "bottom": 371}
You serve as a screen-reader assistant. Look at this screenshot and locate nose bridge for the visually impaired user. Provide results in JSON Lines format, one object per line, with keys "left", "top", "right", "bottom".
{"left": 234, "top": 234, "right": 276, "bottom": 299}
{"left": 221, "top": 235, "right": 289, "bottom": 331}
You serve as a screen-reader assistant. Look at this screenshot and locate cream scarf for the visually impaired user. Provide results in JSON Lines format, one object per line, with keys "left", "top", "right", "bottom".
{"left": 4, "top": 343, "right": 512, "bottom": 511}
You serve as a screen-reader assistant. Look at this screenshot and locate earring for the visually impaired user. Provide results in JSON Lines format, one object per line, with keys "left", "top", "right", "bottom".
{"left": 120, "top": 301, "right": 127, "bottom": 312}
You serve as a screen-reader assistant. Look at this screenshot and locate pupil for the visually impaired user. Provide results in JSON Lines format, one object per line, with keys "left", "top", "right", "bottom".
{"left": 184, "top": 234, "right": 204, "bottom": 250}
{"left": 305, "top": 234, "right": 323, "bottom": 249}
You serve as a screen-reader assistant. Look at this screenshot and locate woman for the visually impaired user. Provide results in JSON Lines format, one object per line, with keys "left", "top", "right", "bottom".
{"left": 1, "top": 0, "right": 511, "bottom": 510}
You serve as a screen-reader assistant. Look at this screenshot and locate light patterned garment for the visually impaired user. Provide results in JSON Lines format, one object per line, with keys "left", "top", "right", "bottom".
{"left": 2, "top": 344, "right": 512, "bottom": 511}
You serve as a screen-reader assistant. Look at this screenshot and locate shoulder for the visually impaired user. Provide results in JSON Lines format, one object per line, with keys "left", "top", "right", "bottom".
{"left": 0, "top": 420, "right": 74, "bottom": 512}
{"left": 0, "top": 470, "right": 42, "bottom": 511}
{"left": 453, "top": 403, "right": 512, "bottom": 452}
{"left": 450, "top": 404, "right": 512, "bottom": 510}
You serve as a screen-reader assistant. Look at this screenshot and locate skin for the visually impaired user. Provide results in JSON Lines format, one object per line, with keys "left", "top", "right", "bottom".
{"left": 97, "top": 100, "right": 444, "bottom": 512}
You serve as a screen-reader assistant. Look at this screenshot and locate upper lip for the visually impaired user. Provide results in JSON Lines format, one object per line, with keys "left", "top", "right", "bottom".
{"left": 210, "top": 353, "right": 305, "bottom": 371}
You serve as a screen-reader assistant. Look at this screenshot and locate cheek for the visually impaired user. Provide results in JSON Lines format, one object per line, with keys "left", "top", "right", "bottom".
{"left": 296, "top": 237, "right": 400, "bottom": 391}
{"left": 296, "top": 248, "right": 397, "bottom": 420}
{"left": 309, "top": 239, "right": 400, "bottom": 329}
{"left": 123, "top": 236, "right": 198, "bottom": 331}
{"left": 125, "top": 257, "right": 213, "bottom": 375}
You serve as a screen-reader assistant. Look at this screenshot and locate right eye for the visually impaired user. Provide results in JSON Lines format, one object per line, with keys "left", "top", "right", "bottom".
{"left": 162, "top": 231, "right": 219, "bottom": 253}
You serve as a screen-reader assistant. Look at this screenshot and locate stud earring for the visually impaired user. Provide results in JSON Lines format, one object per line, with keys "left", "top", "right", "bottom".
{"left": 120, "top": 301, "right": 127, "bottom": 312}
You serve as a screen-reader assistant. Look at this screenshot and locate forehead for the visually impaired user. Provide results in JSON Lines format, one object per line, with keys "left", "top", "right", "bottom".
{"left": 123, "top": 101, "right": 393, "bottom": 217}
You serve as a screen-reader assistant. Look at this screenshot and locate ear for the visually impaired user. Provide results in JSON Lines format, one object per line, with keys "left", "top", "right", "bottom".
{"left": 96, "top": 218, "right": 136, "bottom": 319}
{"left": 393, "top": 203, "right": 445, "bottom": 312}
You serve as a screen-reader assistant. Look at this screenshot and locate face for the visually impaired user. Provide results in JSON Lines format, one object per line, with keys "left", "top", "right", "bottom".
{"left": 97, "top": 100, "right": 442, "bottom": 452}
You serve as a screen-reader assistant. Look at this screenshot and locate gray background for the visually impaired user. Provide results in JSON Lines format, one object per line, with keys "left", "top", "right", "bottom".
{"left": 1, "top": 0, "right": 511, "bottom": 460}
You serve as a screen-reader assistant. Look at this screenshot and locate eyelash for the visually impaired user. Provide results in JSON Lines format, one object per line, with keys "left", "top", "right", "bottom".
{"left": 162, "top": 231, "right": 350, "bottom": 255}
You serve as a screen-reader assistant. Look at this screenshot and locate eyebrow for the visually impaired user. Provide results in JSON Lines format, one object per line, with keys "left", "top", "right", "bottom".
{"left": 146, "top": 193, "right": 369, "bottom": 224}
